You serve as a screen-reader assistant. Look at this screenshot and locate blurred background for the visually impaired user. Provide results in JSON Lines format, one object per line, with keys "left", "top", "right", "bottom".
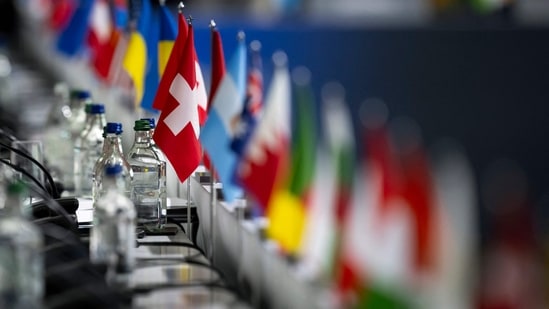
{"left": 0, "top": 0, "right": 548, "bottom": 307}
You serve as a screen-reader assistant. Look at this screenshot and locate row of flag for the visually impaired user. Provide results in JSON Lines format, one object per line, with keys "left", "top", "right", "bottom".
{"left": 40, "top": 1, "right": 547, "bottom": 308}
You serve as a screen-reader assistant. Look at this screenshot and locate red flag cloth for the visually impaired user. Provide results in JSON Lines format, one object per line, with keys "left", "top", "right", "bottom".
{"left": 152, "top": 12, "right": 189, "bottom": 111}
{"left": 153, "top": 26, "right": 201, "bottom": 182}
{"left": 400, "top": 145, "right": 436, "bottom": 272}
{"left": 49, "top": 0, "right": 75, "bottom": 31}
{"left": 207, "top": 29, "right": 226, "bottom": 111}
{"left": 236, "top": 62, "right": 291, "bottom": 209}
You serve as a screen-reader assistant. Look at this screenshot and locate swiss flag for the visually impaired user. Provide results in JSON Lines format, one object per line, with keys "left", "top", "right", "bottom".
{"left": 153, "top": 25, "right": 201, "bottom": 182}
{"left": 152, "top": 12, "right": 189, "bottom": 111}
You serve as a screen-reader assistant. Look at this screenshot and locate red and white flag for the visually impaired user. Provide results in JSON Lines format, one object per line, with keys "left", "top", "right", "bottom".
{"left": 153, "top": 25, "right": 201, "bottom": 182}
{"left": 236, "top": 52, "right": 291, "bottom": 209}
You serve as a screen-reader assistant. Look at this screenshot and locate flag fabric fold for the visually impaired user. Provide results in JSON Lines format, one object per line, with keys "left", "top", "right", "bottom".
{"left": 158, "top": 5, "right": 177, "bottom": 76}
{"left": 236, "top": 53, "right": 291, "bottom": 210}
{"left": 203, "top": 26, "right": 226, "bottom": 172}
{"left": 140, "top": 2, "right": 160, "bottom": 111}
{"left": 266, "top": 71, "right": 316, "bottom": 254}
{"left": 153, "top": 25, "right": 201, "bottom": 182}
{"left": 121, "top": 0, "right": 151, "bottom": 107}
{"left": 200, "top": 36, "right": 247, "bottom": 203}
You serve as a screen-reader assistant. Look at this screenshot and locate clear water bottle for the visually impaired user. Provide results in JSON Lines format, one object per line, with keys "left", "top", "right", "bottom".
{"left": 92, "top": 122, "right": 133, "bottom": 203}
{"left": 42, "top": 88, "right": 92, "bottom": 192}
{"left": 140, "top": 118, "right": 167, "bottom": 226}
{"left": 68, "top": 89, "right": 93, "bottom": 140}
{"left": 74, "top": 103, "right": 106, "bottom": 198}
{"left": 140, "top": 118, "right": 165, "bottom": 162}
{"left": 126, "top": 120, "right": 166, "bottom": 230}
{"left": 0, "top": 181, "right": 43, "bottom": 309}
{"left": 89, "top": 164, "right": 136, "bottom": 288}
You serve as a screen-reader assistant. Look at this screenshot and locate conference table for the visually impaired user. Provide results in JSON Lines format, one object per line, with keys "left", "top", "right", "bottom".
{"left": 76, "top": 197, "right": 251, "bottom": 308}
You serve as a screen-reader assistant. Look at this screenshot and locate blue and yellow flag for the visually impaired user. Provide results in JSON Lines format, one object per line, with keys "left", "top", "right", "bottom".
{"left": 141, "top": 4, "right": 177, "bottom": 112}
{"left": 158, "top": 5, "right": 177, "bottom": 76}
{"left": 122, "top": 0, "right": 150, "bottom": 107}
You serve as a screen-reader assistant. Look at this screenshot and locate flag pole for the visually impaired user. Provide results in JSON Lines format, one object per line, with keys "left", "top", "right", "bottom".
{"left": 209, "top": 166, "right": 217, "bottom": 263}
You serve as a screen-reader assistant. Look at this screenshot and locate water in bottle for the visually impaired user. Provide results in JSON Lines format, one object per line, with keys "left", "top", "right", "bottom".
{"left": 0, "top": 181, "right": 43, "bottom": 309}
{"left": 89, "top": 164, "right": 136, "bottom": 288}
{"left": 126, "top": 120, "right": 166, "bottom": 230}
{"left": 74, "top": 103, "right": 106, "bottom": 198}
{"left": 140, "top": 118, "right": 167, "bottom": 226}
{"left": 43, "top": 88, "right": 92, "bottom": 191}
{"left": 92, "top": 122, "right": 133, "bottom": 203}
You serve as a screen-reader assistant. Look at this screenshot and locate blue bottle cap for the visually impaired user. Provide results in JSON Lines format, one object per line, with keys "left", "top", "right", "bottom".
{"left": 89, "top": 104, "right": 105, "bottom": 114}
{"left": 140, "top": 118, "right": 156, "bottom": 129}
{"left": 71, "top": 89, "right": 91, "bottom": 100}
{"left": 104, "top": 164, "right": 123, "bottom": 176}
{"left": 105, "top": 122, "right": 123, "bottom": 134}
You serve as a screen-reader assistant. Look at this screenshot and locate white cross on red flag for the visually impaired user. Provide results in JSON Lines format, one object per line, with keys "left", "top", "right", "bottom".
{"left": 153, "top": 24, "right": 202, "bottom": 182}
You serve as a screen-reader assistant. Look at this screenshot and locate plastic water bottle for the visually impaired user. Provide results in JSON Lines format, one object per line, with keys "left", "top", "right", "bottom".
{"left": 89, "top": 164, "right": 136, "bottom": 287}
{"left": 68, "top": 89, "right": 93, "bottom": 140}
{"left": 0, "top": 181, "right": 43, "bottom": 308}
{"left": 126, "top": 120, "right": 166, "bottom": 230}
{"left": 140, "top": 118, "right": 167, "bottom": 225}
{"left": 74, "top": 103, "right": 106, "bottom": 198}
{"left": 92, "top": 123, "right": 133, "bottom": 203}
{"left": 43, "top": 88, "right": 92, "bottom": 191}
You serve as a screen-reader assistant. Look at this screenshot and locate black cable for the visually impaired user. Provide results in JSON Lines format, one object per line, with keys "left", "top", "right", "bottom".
{"left": 0, "top": 140, "right": 59, "bottom": 198}
{"left": 136, "top": 241, "right": 206, "bottom": 257}
{"left": 129, "top": 281, "right": 230, "bottom": 295}
{"left": 0, "top": 158, "right": 49, "bottom": 194}
{"left": 167, "top": 217, "right": 186, "bottom": 234}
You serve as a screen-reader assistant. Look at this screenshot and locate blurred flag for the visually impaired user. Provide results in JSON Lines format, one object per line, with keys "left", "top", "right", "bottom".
{"left": 200, "top": 35, "right": 247, "bottom": 203}
{"left": 202, "top": 23, "right": 226, "bottom": 173}
{"left": 89, "top": 0, "right": 127, "bottom": 82}
{"left": 113, "top": 0, "right": 129, "bottom": 29}
{"left": 230, "top": 41, "right": 264, "bottom": 156}
{"left": 337, "top": 123, "right": 415, "bottom": 308}
{"left": 298, "top": 146, "right": 336, "bottom": 280}
{"left": 152, "top": 11, "right": 188, "bottom": 111}
{"left": 194, "top": 49, "right": 208, "bottom": 124}
{"left": 266, "top": 67, "right": 316, "bottom": 254}
{"left": 49, "top": 0, "right": 76, "bottom": 31}
{"left": 121, "top": 0, "right": 151, "bottom": 107}
{"left": 245, "top": 41, "right": 264, "bottom": 117}
{"left": 141, "top": 3, "right": 177, "bottom": 112}
{"left": 298, "top": 83, "right": 354, "bottom": 280}
{"left": 399, "top": 133, "right": 437, "bottom": 276}
{"left": 157, "top": 4, "right": 177, "bottom": 76}
{"left": 153, "top": 25, "right": 201, "bottom": 182}
{"left": 140, "top": 3, "right": 160, "bottom": 112}
{"left": 236, "top": 52, "right": 291, "bottom": 210}
{"left": 207, "top": 24, "right": 226, "bottom": 112}
{"left": 429, "top": 140, "right": 477, "bottom": 309}
{"left": 56, "top": 0, "right": 94, "bottom": 56}
{"left": 87, "top": 0, "right": 112, "bottom": 53}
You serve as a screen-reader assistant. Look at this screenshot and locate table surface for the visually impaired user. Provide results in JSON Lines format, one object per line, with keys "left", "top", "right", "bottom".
{"left": 76, "top": 198, "right": 250, "bottom": 308}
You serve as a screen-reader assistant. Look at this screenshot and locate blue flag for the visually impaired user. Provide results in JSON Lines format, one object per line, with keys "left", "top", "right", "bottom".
{"left": 56, "top": 0, "right": 94, "bottom": 56}
{"left": 200, "top": 37, "right": 247, "bottom": 203}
